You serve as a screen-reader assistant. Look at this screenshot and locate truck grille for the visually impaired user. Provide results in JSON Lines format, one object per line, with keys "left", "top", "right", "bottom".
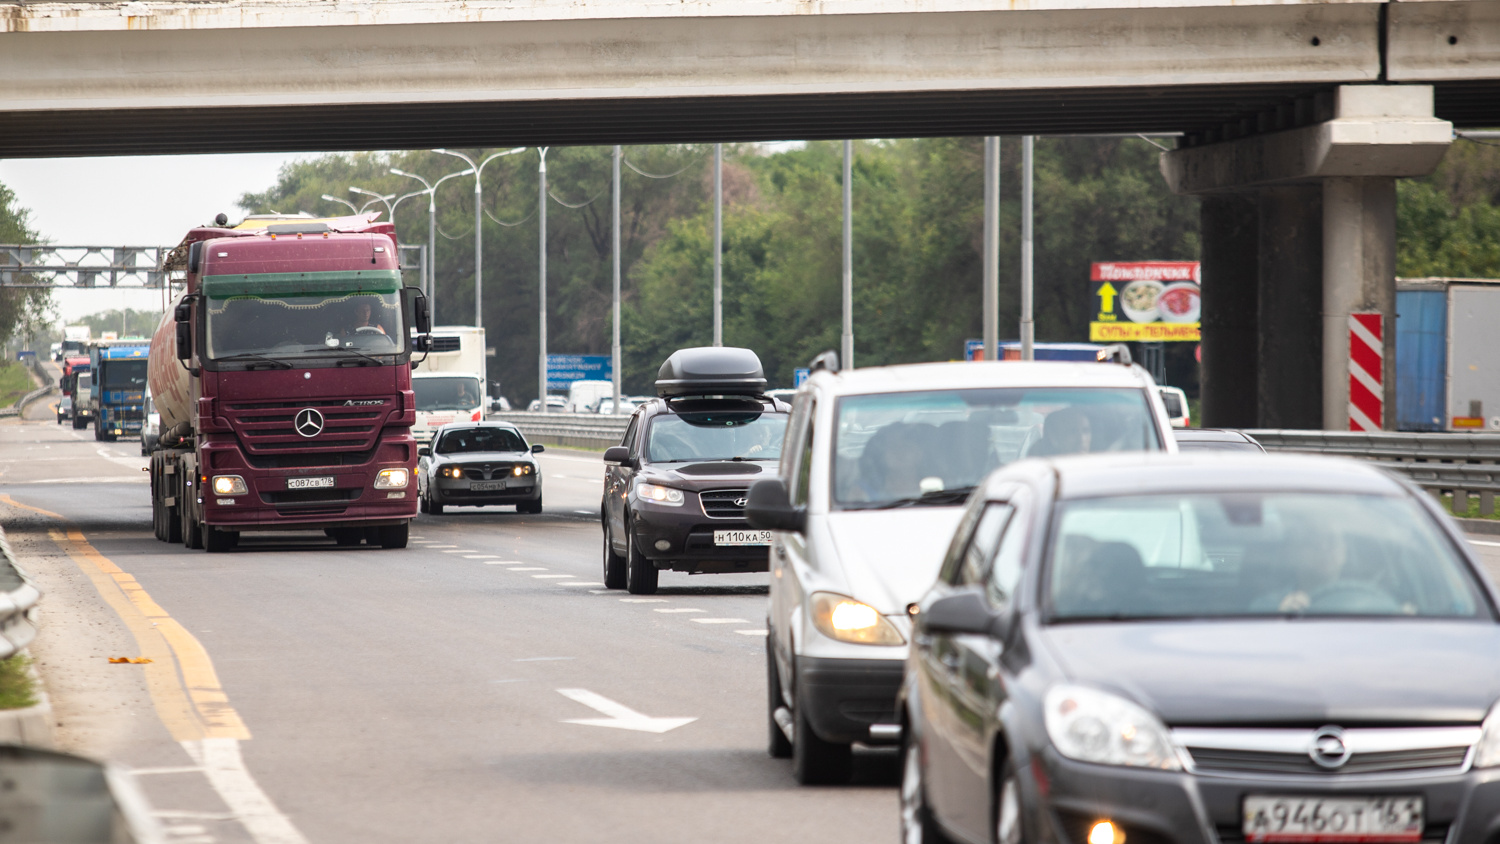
{"left": 224, "top": 400, "right": 386, "bottom": 455}
{"left": 260, "top": 489, "right": 361, "bottom": 506}
{"left": 700, "top": 489, "right": 750, "bottom": 519}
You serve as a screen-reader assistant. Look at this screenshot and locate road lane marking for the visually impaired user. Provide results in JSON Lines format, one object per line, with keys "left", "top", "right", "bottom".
{"left": 653, "top": 608, "right": 704, "bottom": 613}
{"left": 133, "top": 767, "right": 207, "bottom": 775}
{"left": 508, "top": 567, "right": 546, "bottom": 571}
{"left": 441, "top": 549, "right": 477, "bottom": 554}
{"left": 691, "top": 618, "right": 750, "bottom": 624}
{"left": 736, "top": 630, "right": 770, "bottom": 636}
{"left": 427, "top": 545, "right": 459, "bottom": 549}
{"left": 516, "top": 657, "right": 574, "bottom": 662}
{"left": 1470, "top": 539, "right": 1500, "bottom": 547}
{"left": 183, "top": 737, "right": 309, "bottom": 844}
{"left": 464, "top": 555, "right": 499, "bottom": 559}
{"left": 561, "top": 581, "right": 605, "bottom": 587}
{"left": 557, "top": 688, "right": 696, "bottom": 734}
{"left": 485, "top": 560, "right": 527, "bottom": 565}
{"left": 619, "top": 598, "right": 666, "bottom": 603}
{"left": 532, "top": 574, "right": 574, "bottom": 579}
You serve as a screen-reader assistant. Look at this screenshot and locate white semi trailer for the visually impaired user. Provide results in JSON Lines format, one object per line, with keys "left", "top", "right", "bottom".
{"left": 411, "top": 326, "right": 487, "bottom": 443}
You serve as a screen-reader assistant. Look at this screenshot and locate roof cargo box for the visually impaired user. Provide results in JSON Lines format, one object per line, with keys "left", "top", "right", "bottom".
{"left": 656, "top": 347, "right": 767, "bottom": 398}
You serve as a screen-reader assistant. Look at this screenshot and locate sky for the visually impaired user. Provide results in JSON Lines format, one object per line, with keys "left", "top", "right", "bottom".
{"left": 0, "top": 152, "right": 312, "bottom": 322}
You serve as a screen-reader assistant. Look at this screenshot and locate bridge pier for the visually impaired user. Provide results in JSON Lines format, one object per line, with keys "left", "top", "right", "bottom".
{"left": 1162, "top": 85, "right": 1451, "bottom": 431}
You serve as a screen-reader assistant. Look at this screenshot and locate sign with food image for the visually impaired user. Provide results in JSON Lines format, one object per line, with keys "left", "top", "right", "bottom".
{"left": 1088, "top": 261, "right": 1201, "bottom": 342}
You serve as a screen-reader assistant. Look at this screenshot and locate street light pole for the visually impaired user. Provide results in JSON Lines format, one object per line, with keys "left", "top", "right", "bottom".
{"left": 1021, "top": 136, "right": 1035, "bottom": 361}
{"left": 983, "top": 137, "right": 1000, "bottom": 362}
{"left": 537, "top": 148, "right": 550, "bottom": 415}
{"left": 349, "top": 186, "right": 395, "bottom": 219}
{"left": 713, "top": 143, "right": 723, "bottom": 347}
{"left": 321, "top": 194, "right": 359, "bottom": 215}
{"left": 391, "top": 166, "right": 474, "bottom": 319}
{"left": 434, "top": 147, "right": 527, "bottom": 331}
{"left": 842, "top": 139, "right": 854, "bottom": 371}
{"left": 612, "top": 145, "right": 622, "bottom": 415}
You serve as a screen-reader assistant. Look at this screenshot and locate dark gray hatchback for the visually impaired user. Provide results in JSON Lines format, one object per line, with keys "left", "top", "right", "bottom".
{"left": 901, "top": 453, "right": 1500, "bottom": 844}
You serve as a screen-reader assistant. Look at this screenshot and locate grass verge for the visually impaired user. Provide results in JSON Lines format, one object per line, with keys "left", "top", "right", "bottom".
{"left": 0, "top": 655, "right": 38, "bottom": 710}
{"left": 1439, "top": 493, "right": 1500, "bottom": 521}
{"left": 0, "top": 363, "right": 32, "bottom": 409}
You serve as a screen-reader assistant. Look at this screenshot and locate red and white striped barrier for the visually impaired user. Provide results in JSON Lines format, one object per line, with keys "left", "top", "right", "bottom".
{"left": 1347, "top": 312, "right": 1383, "bottom": 432}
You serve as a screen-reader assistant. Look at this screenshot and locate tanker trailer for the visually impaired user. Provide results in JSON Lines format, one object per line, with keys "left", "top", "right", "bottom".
{"left": 147, "top": 213, "right": 431, "bottom": 552}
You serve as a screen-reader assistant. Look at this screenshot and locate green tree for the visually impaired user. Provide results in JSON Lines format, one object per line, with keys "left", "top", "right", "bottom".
{"left": 0, "top": 182, "right": 54, "bottom": 350}
{"left": 1398, "top": 138, "right": 1500, "bottom": 279}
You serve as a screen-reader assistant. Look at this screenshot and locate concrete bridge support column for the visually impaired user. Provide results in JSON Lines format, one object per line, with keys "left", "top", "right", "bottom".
{"left": 1198, "top": 195, "right": 1258, "bottom": 429}
{"left": 1162, "top": 84, "right": 1451, "bottom": 430}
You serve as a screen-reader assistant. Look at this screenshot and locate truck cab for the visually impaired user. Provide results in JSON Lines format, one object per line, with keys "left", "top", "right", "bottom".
{"left": 411, "top": 326, "right": 487, "bottom": 443}
{"left": 89, "top": 340, "right": 150, "bottom": 442}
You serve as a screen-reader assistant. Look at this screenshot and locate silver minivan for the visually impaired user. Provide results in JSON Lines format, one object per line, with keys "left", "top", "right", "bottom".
{"left": 747, "top": 355, "right": 1177, "bottom": 784}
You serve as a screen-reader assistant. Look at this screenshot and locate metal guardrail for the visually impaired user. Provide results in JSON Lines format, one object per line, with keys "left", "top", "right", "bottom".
{"left": 491, "top": 411, "right": 630, "bottom": 450}
{"left": 1247, "top": 429, "right": 1500, "bottom": 517}
{"left": 0, "top": 525, "right": 40, "bottom": 661}
{"left": 0, "top": 383, "right": 55, "bottom": 420}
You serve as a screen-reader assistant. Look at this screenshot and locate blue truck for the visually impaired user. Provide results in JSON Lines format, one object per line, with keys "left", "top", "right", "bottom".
{"left": 1396, "top": 278, "right": 1500, "bottom": 432}
{"left": 87, "top": 340, "right": 150, "bottom": 442}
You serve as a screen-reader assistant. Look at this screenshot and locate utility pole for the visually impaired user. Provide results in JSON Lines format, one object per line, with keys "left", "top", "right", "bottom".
{"left": 538, "top": 148, "right": 549, "bottom": 414}
{"left": 983, "top": 137, "right": 1000, "bottom": 362}
{"left": 842, "top": 140, "right": 854, "bottom": 370}
{"left": 713, "top": 143, "right": 723, "bottom": 347}
{"left": 612, "top": 145, "right": 623, "bottom": 413}
{"left": 1021, "top": 136, "right": 1035, "bottom": 361}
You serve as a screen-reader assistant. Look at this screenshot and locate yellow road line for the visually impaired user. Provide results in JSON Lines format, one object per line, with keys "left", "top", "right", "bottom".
{"left": 0, "top": 495, "right": 249, "bottom": 741}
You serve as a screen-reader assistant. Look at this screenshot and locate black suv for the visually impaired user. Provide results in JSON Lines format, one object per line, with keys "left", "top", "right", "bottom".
{"left": 601, "top": 347, "right": 790, "bottom": 594}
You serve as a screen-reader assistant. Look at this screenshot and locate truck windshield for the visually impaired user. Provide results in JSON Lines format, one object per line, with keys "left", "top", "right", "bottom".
{"left": 100, "top": 360, "right": 148, "bottom": 391}
{"left": 833, "top": 387, "right": 1160, "bottom": 509}
{"left": 415, "top": 377, "right": 482, "bottom": 412}
{"left": 202, "top": 271, "right": 405, "bottom": 364}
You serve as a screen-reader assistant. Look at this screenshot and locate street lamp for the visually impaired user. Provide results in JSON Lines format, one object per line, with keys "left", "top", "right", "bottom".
{"left": 321, "top": 194, "right": 359, "bottom": 215}
{"left": 536, "top": 147, "right": 549, "bottom": 414}
{"left": 433, "top": 147, "right": 528, "bottom": 330}
{"left": 390, "top": 166, "right": 474, "bottom": 315}
{"left": 348, "top": 186, "right": 396, "bottom": 218}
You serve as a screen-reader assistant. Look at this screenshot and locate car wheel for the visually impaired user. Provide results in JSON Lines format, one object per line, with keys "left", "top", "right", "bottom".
{"left": 766, "top": 636, "right": 792, "bottom": 758}
{"left": 518, "top": 495, "right": 543, "bottom": 514}
{"left": 602, "top": 520, "right": 627, "bottom": 590}
{"left": 900, "top": 735, "right": 952, "bottom": 844}
{"left": 377, "top": 522, "right": 409, "bottom": 549}
{"left": 418, "top": 493, "right": 429, "bottom": 514}
{"left": 624, "top": 527, "right": 658, "bottom": 595}
{"left": 429, "top": 490, "right": 444, "bottom": 516}
{"left": 204, "top": 525, "right": 237, "bottom": 553}
{"left": 995, "top": 760, "right": 1027, "bottom": 844}
{"left": 792, "top": 672, "right": 852, "bottom": 785}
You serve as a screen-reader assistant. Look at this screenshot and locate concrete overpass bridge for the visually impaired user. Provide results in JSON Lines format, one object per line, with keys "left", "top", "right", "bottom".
{"left": 2, "top": 0, "right": 1498, "bottom": 430}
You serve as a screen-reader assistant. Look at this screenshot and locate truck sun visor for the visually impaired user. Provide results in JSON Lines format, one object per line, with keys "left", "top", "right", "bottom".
{"left": 655, "top": 347, "right": 767, "bottom": 398}
{"left": 200, "top": 270, "right": 403, "bottom": 297}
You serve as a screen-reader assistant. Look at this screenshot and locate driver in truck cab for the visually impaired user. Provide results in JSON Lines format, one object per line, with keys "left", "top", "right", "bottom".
{"left": 343, "top": 298, "right": 387, "bottom": 336}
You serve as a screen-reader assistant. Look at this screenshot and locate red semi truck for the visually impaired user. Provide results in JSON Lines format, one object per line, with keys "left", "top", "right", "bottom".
{"left": 147, "top": 214, "right": 430, "bottom": 552}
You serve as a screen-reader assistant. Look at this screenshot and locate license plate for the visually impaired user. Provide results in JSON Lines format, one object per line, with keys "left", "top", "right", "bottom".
{"left": 714, "top": 529, "right": 772, "bottom": 547}
{"left": 287, "top": 476, "right": 335, "bottom": 490}
{"left": 470, "top": 481, "right": 504, "bottom": 491}
{"left": 1244, "top": 795, "right": 1423, "bottom": 843}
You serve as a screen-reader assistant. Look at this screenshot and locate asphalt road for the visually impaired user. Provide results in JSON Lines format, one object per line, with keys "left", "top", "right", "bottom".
{"left": 0, "top": 408, "right": 898, "bottom": 844}
{"left": 6, "top": 393, "right": 1500, "bottom": 844}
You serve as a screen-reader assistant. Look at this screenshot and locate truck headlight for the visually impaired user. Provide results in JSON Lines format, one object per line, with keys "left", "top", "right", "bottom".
{"left": 375, "top": 468, "right": 410, "bottom": 489}
{"left": 1044, "top": 684, "right": 1182, "bottom": 770}
{"left": 211, "top": 475, "right": 248, "bottom": 496}
{"left": 636, "top": 483, "right": 684, "bottom": 506}
{"left": 809, "top": 592, "right": 905, "bottom": 646}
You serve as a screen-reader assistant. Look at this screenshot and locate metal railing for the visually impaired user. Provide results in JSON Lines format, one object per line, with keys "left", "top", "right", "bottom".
{"left": 0, "top": 382, "right": 57, "bottom": 420}
{"left": 0, "top": 525, "right": 40, "bottom": 661}
{"left": 1247, "top": 429, "right": 1500, "bottom": 518}
{"left": 491, "top": 411, "right": 630, "bottom": 450}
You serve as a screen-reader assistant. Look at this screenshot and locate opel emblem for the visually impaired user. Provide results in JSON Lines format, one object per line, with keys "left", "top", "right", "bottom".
{"left": 734, "top": 497, "right": 749, "bottom": 507}
{"left": 1308, "top": 726, "right": 1351, "bottom": 769}
{"left": 294, "top": 408, "right": 325, "bottom": 438}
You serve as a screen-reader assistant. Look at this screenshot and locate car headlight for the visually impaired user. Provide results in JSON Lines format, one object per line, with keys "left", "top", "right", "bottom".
{"left": 809, "top": 592, "right": 905, "bottom": 646}
{"left": 374, "top": 468, "right": 409, "bottom": 489}
{"left": 1474, "top": 703, "right": 1500, "bottom": 767}
{"left": 512, "top": 464, "right": 534, "bottom": 476}
{"left": 636, "top": 483, "right": 684, "bottom": 506}
{"left": 440, "top": 466, "right": 462, "bottom": 478}
{"left": 211, "top": 475, "right": 247, "bottom": 496}
{"left": 1044, "top": 684, "right": 1182, "bottom": 770}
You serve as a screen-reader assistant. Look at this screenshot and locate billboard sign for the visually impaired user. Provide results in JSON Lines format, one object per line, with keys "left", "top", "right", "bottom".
{"left": 546, "top": 354, "right": 612, "bottom": 390}
{"left": 1088, "top": 261, "right": 1201, "bottom": 342}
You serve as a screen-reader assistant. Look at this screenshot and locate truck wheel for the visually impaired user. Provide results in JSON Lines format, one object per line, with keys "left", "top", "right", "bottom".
{"left": 93, "top": 422, "right": 103, "bottom": 441}
{"left": 72, "top": 416, "right": 84, "bottom": 430}
{"left": 329, "top": 528, "right": 363, "bottom": 547}
{"left": 204, "top": 526, "right": 237, "bottom": 553}
{"left": 792, "top": 674, "right": 853, "bottom": 785}
{"left": 377, "top": 522, "right": 409, "bottom": 549}
{"left": 185, "top": 518, "right": 203, "bottom": 550}
{"left": 602, "top": 521, "right": 626, "bottom": 589}
{"left": 624, "top": 529, "right": 658, "bottom": 595}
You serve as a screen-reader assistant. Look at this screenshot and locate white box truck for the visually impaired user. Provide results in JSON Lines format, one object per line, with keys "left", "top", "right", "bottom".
{"left": 412, "top": 326, "right": 487, "bottom": 443}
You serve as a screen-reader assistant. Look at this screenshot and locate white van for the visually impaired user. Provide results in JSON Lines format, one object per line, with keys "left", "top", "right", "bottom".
{"left": 747, "top": 355, "right": 1176, "bottom": 784}
{"left": 566, "top": 380, "right": 614, "bottom": 413}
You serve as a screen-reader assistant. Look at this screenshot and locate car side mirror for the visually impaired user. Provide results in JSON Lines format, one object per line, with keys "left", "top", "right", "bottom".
{"left": 531, "top": 444, "right": 545, "bottom": 454}
{"left": 745, "top": 479, "right": 806, "bottom": 533}
{"left": 920, "top": 590, "right": 998, "bottom": 636}
{"left": 603, "top": 446, "right": 630, "bottom": 465}
{"left": 418, "top": 446, "right": 431, "bottom": 458}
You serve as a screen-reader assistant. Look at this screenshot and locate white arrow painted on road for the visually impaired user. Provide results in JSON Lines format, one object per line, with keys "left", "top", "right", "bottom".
{"left": 557, "top": 688, "right": 697, "bottom": 734}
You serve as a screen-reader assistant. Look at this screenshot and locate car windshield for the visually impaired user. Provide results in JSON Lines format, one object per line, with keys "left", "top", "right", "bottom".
{"left": 1047, "top": 492, "right": 1485, "bottom": 621}
{"left": 833, "top": 387, "right": 1160, "bottom": 508}
{"left": 415, "top": 377, "right": 483, "bottom": 412}
{"left": 100, "top": 359, "right": 147, "bottom": 391}
{"left": 646, "top": 410, "right": 788, "bottom": 463}
{"left": 435, "top": 428, "right": 528, "bottom": 455}
{"left": 203, "top": 271, "right": 405, "bottom": 364}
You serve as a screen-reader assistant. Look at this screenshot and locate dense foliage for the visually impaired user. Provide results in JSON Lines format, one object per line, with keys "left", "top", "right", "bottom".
{"left": 239, "top": 140, "right": 1200, "bottom": 403}
{"left": 1398, "top": 138, "right": 1500, "bottom": 280}
{"left": 0, "top": 182, "right": 54, "bottom": 349}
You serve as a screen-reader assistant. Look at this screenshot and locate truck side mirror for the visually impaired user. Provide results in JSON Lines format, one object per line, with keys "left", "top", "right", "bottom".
{"left": 174, "top": 300, "right": 192, "bottom": 323}
{"left": 745, "top": 478, "right": 806, "bottom": 533}
{"left": 413, "top": 335, "right": 431, "bottom": 353}
{"left": 404, "top": 287, "right": 431, "bottom": 334}
{"left": 175, "top": 322, "right": 192, "bottom": 361}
